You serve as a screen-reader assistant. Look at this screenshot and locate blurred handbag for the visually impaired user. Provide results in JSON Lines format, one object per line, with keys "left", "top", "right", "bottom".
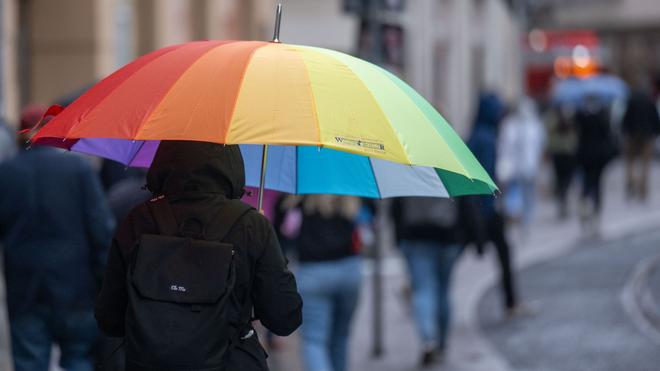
{"left": 503, "top": 181, "right": 524, "bottom": 221}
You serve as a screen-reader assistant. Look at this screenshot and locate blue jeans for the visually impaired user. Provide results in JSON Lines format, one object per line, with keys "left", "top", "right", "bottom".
{"left": 298, "top": 256, "right": 362, "bottom": 371}
{"left": 400, "top": 241, "right": 461, "bottom": 349}
{"left": 10, "top": 308, "right": 98, "bottom": 371}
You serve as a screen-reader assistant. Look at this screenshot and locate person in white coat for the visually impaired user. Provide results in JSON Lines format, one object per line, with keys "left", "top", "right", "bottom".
{"left": 497, "top": 97, "right": 546, "bottom": 231}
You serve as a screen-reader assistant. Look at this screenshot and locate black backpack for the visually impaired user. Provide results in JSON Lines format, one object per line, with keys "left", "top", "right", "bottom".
{"left": 399, "top": 196, "right": 458, "bottom": 229}
{"left": 125, "top": 195, "right": 252, "bottom": 371}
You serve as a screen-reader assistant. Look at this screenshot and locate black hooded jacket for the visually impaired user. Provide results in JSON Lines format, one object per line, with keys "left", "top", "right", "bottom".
{"left": 622, "top": 90, "right": 660, "bottom": 138}
{"left": 95, "top": 141, "right": 302, "bottom": 369}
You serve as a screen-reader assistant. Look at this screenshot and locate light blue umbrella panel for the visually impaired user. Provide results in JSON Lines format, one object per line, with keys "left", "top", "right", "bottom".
{"left": 241, "top": 145, "right": 482, "bottom": 198}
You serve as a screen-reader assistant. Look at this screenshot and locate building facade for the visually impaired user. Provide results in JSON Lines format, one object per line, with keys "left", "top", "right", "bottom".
{"left": 537, "top": 0, "right": 660, "bottom": 83}
{"left": 283, "top": 0, "right": 522, "bottom": 136}
{"left": 0, "top": 0, "right": 277, "bottom": 128}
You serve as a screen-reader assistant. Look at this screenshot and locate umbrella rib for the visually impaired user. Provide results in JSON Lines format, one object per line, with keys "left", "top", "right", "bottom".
{"left": 367, "top": 157, "right": 383, "bottom": 199}
{"left": 126, "top": 140, "right": 148, "bottom": 167}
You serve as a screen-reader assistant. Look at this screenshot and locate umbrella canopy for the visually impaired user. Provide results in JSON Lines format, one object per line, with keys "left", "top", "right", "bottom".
{"left": 552, "top": 74, "right": 628, "bottom": 106}
{"left": 32, "top": 40, "right": 496, "bottom": 196}
{"left": 582, "top": 74, "right": 628, "bottom": 103}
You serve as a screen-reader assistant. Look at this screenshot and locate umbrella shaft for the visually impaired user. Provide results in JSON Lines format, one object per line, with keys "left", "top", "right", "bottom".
{"left": 258, "top": 144, "right": 269, "bottom": 212}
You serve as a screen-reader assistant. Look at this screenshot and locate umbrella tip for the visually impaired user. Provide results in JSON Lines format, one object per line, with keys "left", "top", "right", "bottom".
{"left": 272, "top": 3, "right": 283, "bottom": 43}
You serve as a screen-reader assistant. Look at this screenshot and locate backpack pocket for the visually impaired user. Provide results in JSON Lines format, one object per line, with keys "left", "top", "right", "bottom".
{"left": 132, "top": 234, "right": 234, "bottom": 304}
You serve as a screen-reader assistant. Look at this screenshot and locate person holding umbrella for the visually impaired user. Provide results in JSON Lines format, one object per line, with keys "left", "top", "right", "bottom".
{"left": 95, "top": 141, "right": 303, "bottom": 370}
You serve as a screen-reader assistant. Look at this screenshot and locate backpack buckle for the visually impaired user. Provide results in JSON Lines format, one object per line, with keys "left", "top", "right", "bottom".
{"left": 240, "top": 329, "right": 255, "bottom": 340}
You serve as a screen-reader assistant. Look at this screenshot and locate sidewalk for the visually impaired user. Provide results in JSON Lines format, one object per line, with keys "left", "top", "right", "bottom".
{"left": 478, "top": 226, "right": 660, "bottom": 371}
{"left": 439, "top": 160, "right": 660, "bottom": 371}
{"left": 269, "top": 160, "right": 660, "bottom": 371}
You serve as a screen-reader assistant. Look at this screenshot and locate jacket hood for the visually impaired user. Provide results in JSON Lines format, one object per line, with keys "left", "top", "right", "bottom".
{"left": 473, "top": 93, "right": 504, "bottom": 130}
{"left": 146, "top": 141, "right": 245, "bottom": 199}
{"left": 515, "top": 97, "right": 540, "bottom": 123}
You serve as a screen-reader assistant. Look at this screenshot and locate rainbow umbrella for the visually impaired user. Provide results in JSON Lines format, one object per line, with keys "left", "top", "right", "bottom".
{"left": 32, "top": 38, "right": 496, "bottom": 202}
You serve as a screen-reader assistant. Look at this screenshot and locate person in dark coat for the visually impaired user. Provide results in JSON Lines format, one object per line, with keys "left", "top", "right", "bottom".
{"left": 466, "top": 93, "right": 520, "bottom": 316}
{"left": 0, "top": 116, "right": 16, "bottom": 162}
{"left": 621, "top": 88, "right": 660, "bottom": 201}
{"left": 106, "top": 169, "right": 150, "bottom": 223}
{"left": 94, "top": 141, "right": 302, "bottom": 370}
{"left": 574, "top": 95, "right": 617, "bottom": 232}
{"left": 0, "top": 106, "right": 115, "bottom": 371}
{"left": 544, "top": 105, "right": 577, "bottom": 219}
{"left": 391, "top": 197, "right": 466, "bottom": 367}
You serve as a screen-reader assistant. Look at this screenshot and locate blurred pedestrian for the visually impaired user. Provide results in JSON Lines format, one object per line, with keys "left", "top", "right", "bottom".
{"left": 106, "top": 169, "right": 150, "bottom": 223}
{"left": 260, "top": 192, "right": 302, "bottom": 351}
{"left": 575, "top": 95, "right": 618, "bottom": 234}
{"left": 0, "top": 116, "right": 17, "bottom": 371}
{"left": 545, "top": 104, "right": 578, "bottom": 219}
{"left": 0, "top": 117, "right": 16, "bottom": 162}
{"left": 95, "top": 141, "right": 302, "bottom": 370}
{"left": 296, "top": 195, "right": 363, "bottom": 371}
{"left": 621, "top": 85, "right": 660, "bottom": 201}
{"left": 100, "top": 159, "right": 146, "bottom": 192}
{"left": 273, "top": 194, "right": 304, "bottom": 258}
{"left": 467, "top": 93, "right": 521, "bottom": 316}
{"left": 497, "top": 97, "right": 546, "bottom": 230}
{"left": 0, "top": 105, "right": 115, "bottom": 371}
{"left": 98, "top": 168, "right": 149, "bottom": 371}
{"left": 392, "top": 196, "right": 465, "bottom": 367}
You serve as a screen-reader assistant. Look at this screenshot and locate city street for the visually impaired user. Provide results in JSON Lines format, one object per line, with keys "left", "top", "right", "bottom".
{"left": 479, "top": 228, "right": 660, "bottom": 371}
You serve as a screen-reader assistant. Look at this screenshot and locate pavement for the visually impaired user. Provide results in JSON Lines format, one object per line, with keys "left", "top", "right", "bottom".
{"left": 648, "top": 260, "right": 660, "bottom": 328}
{"left": 479, "top": 228, "right": 660, "bottom": 371}
{"left": 269, "top": 160, "right": 660, "bottom": 371}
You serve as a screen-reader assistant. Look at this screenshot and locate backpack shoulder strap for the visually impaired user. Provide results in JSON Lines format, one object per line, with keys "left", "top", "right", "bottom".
{"left": 212, "top": 199, "right": 253, "bottom": 242}
{"left": 147, "top": 195, "right": 178, "bottom": 236}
